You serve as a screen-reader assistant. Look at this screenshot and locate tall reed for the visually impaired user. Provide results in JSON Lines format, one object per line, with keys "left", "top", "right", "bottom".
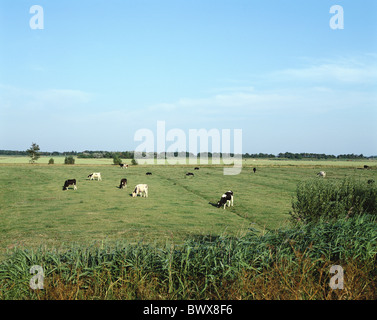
{"left": 1, "top": 215, "right": 376, "bottom": 300}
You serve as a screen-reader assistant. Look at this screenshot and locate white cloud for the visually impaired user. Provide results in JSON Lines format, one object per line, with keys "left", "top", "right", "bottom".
{"left": 143, "top": 55, "right": 377, "bottom": 121}
{"left": 271, "top": 56, "right": 377, "bottom": 85}
{"left": 146, "top": 86, "right": 376, "bottom": 121}
{"left": 0, "top": 85, "right": 93, "bottom": 113}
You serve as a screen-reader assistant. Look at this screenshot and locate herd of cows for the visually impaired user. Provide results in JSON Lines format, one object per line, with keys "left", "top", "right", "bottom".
{"left": 61, "top": 164, "right": 373, "bottom": 210}
{"left": 61, "top": 165, "right": 235, "bottom": 209}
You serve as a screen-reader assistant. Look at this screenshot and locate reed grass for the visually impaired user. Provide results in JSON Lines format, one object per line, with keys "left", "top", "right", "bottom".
{"left": 1, "top": 214, "right": 376, "bottom": 300}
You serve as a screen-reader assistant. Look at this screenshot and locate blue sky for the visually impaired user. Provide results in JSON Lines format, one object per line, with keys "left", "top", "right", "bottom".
{"left": 0, "top": 0, "right": 376, "bottom": 155}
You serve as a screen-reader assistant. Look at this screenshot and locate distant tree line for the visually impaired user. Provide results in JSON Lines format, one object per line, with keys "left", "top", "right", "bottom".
{"left": 243, "top": 153, "right": 280, "bottom": 158}
{"left": 0, "top": 150, "right": 78, "bottom": 156}
{"left": 77, "top": 151, "right": 135, "bottom": 159}
{"left": 275, "top": 152, "right": 373, "bottom": 160}
{"left": 0, "top": 149, "right": 376, "bottom": 160}
{"left": 277, "top": 152, "right": 336, "bottom": 160}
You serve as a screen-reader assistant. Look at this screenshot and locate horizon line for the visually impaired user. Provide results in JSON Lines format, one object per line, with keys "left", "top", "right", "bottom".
{"left": 1, "top": 149, "right": 376, "bottom": 158}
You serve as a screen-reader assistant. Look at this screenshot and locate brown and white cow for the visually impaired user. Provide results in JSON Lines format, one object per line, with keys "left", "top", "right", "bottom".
{"left": 88, "top": 172, "right": 102, "bottom": 181}
{"left": 119, "top": 178, "right": 127, "bottom": 189}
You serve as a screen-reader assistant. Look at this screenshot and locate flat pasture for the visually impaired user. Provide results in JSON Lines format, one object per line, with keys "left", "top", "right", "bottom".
{"left": 1, "top": 158, "right": 376, "bottom": 255}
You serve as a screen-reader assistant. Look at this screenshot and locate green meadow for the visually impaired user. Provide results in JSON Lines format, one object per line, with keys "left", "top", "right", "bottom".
{"left": 1, "top": 157, "right": 376, "bottom": 255}
{"left": 1, "top": 157, "right": 376, "bottom": 299}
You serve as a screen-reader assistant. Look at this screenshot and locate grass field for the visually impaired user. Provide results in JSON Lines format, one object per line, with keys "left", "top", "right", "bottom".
{"left": 1, "top": 155, "right": 375, "bottom": 167}
{"left": 1, "top": 157, "right": 377, "bottom": 300}
{"left": 1, "top": 157, "right": 376, "bottom": 257}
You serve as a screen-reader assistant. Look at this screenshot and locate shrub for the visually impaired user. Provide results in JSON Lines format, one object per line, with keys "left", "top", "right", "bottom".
{"left": 131, "top": 159, "right": 138, "bottom": 165}
{"left": 113, "top": 155, "right": 122, "bottom": 165}
{"left": 48, "top": 158, "right": 54, "bottom": 164}
{"left": 290, "top": 178, "right": 377, "bottom": 223}
{"left": 64, "top": 156, "right": 75, "bottom": 165}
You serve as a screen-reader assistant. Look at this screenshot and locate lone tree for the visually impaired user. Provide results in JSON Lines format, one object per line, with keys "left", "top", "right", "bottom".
{"left": 113, "top": 154, "right": 123, "bottom": 165}
{"left": 26, "top": 142, "right": 40, "bottom": 164}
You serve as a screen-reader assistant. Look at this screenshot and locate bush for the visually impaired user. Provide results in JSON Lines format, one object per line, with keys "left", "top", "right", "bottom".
{"left": 48, "top": 158, "right": 54, "bottom": 164}
{"left": 113, "top": 155, "right": 122, "bottom": 165}
{"left": 64, "top": 156, "right": 75, "bottom": 165}
{"left": 131, "top": 159, "right": 138, "bottom": 165}
{"left": 290, "top": 178, "right": 377, "bottom": 223}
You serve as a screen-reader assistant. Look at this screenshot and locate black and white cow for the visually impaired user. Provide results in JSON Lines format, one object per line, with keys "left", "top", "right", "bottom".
{"left": 217, "top": 190, "right": 234, "bottom": 209}
{"left": 253, "top": 167, "right": 256, "bottom": 173}
{"left": 120, "top": 164, "right": 129, "bottom": 169}
{"left": 119, "top": 178, "right": 127, "bottom": 189}
{"left": 186, "top": 172, "right": 194, "bottom": 176}
{"left": 63, "top": 179, "right": 77, "bottom": 191}
{"left": 146, "top": 172, "right": 152, "bottom": 175}
{"left": 194, "top": 167, "right": 200, "bottom": 170}
{"left": 317, "top": 171, "right": 326, "bottom": 178}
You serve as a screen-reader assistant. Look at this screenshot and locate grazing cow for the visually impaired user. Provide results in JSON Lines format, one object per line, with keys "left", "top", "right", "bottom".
{"left": 217, "top": 190, "right": 234, "bottom": 209}
{"left": 364, "top": 165, "right": 370, "bottom": 169}
{"left": 119, "top": 178, "right": 127, "bottom": 189}
{"left": 132, "top": 184, "right": 148, "bottom": 197}
{"left": 253, "top": 167, "right": 256, "bottom": 173}
{"left": 120, "top": 164, "right": 129, "bottom": 168}
{"left": 367, "top": 179, "right": 375, "bottom": 184}
{"left": 194, "top": 167, "right": 200, "bottom": 170}
{"left": 146, "top": 172, "right": 152, "bottom": 175}
{"left": 63, "top": 179, "right": 77, "bottom": 191}
{"left": 186, "top": 172, "right": 194, "bottom": 176}
{"left": 317, "top": 171, "right": 326, "bottom": 178}
{"left": 88, "top": 172, "right": 102, "bottom": 181}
